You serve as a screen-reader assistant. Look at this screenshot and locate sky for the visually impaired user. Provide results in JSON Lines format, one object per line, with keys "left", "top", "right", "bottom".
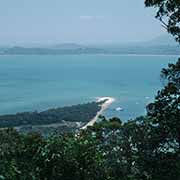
{"left": 0, "top": 0, "right": 165, "bottom": 45}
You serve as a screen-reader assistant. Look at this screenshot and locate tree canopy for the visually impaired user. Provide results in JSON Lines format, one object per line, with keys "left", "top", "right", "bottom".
{"left": 145, "top": 0, "right": 180, "bottom": 43}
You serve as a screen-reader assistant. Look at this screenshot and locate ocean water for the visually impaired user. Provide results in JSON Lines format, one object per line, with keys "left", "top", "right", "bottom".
{"left": 0, "top": 54, "right": 178, "bottom": 121}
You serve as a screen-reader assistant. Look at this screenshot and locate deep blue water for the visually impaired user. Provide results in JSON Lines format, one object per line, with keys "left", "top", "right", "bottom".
{"left": 0, "top": 54, "right": 178, "bottom": 121}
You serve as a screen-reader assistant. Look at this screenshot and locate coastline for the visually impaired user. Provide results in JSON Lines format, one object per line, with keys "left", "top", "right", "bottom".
{"left": 81, "top": 97, "right": 115, "bottom": 129}
{"left": 0, "top": 54, "right": 179, "bottom": 57}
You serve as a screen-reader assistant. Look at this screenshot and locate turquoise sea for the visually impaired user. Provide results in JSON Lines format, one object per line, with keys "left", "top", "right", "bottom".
{"left": 0, "top": 54, "right": 178, "bottom": 121}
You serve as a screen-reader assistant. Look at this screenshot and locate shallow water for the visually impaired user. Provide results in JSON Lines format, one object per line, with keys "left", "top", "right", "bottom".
{"left": 0, "top": 54, "right": 178, "bottom": 121}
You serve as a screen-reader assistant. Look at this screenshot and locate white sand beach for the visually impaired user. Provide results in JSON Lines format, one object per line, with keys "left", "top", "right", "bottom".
{"left": 81, "top": 97, "right": 115, "bottom": 129}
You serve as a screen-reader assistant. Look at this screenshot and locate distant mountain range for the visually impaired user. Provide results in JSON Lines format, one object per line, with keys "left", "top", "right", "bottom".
{"left": 146, "top": 34, "right": 177, "bottom": 46}
{"left": 0, "top": 34, "right": 179, "bottom": 55}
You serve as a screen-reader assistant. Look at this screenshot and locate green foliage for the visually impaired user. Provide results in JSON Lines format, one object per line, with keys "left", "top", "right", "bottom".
{"left": 145, "top": 0, "right": 180, "bottom": 43}
{"left": 147, "top": 58, "right": 180, "bottom": 148}
{"left": 35, "top": 134, "right": 106, "bottom": 180}
{"left": 144, "top": 1, "right": 180, "bottom": 179}
{"left": 0, "top": 102, "right": 101, "bottom": 128}
{"left": 0, "top": 111, "right": 180, "bottom": 180}
{"left": 0, "top": 129, "right": 44, "bottom": 179}
{"left": 144, "top": 58, "right": 180, "bottom": 179}
{"left": 0, "top": 128, "right": 107, "bottom": 180}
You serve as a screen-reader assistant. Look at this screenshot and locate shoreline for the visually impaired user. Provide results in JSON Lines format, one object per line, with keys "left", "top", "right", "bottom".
{"left": 81, "top": 97, "right": 115, "bottom": 129}
{"left": 0, "top": 54, "right": 179, "bottom": 57}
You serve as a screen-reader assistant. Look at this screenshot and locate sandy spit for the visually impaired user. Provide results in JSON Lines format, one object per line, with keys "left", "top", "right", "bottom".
{"left": 81, "top": 97, "right": 115, "bottom": 129}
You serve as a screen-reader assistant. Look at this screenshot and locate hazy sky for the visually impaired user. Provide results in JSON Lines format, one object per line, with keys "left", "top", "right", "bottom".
{"left": 0, "top": 0, "right": 165, "bottom": 45}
